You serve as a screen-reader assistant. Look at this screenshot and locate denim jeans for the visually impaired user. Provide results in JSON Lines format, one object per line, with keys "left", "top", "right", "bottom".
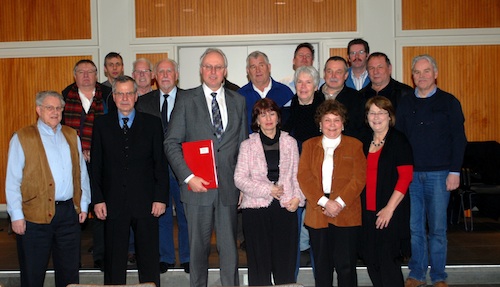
{"left": 408, "top": 170, "right": 450, "bottom": 283}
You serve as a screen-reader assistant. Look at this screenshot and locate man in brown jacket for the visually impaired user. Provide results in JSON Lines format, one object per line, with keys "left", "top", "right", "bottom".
{"left": 5, "top": 91, "right": 91, "bottom": 287}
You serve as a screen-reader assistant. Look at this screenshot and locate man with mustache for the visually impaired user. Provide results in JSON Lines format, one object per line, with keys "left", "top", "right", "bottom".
{"left": 346, "top": 38, "right": 371, "bottom": 91}
{"left": 316, "top": 56, "right": 366, "bottom": 140}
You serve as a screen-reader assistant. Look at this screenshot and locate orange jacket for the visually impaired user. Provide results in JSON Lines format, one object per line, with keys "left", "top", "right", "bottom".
{"left": 298, "top": 135, "right": 366, "bottom": 229}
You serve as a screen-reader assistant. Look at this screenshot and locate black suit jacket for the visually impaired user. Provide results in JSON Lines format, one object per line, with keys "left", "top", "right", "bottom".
{"left": 135, "top": 88, "right": 187, "bottom": 131}
{"left": 90, "top": 110, "right": 169, "bottom": 219}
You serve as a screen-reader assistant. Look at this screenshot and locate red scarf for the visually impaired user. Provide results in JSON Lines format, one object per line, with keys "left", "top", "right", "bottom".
{"left": 63, "top": 83, "right": 105, "bottom": 151}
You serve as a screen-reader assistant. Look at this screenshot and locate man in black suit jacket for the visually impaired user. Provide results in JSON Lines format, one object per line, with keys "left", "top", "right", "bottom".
{"left": 91, "top": 75, "right": 169, "bottom": 286}
{"left": 136, "top": 58, "right": 191, "bottom": 274}
{"left": 165, "top": 48, "right": 247, "bottom": 287}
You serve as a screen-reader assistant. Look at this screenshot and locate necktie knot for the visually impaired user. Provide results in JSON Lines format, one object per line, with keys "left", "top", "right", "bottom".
{"left": 211, "top": 92, "right": 217, "bottom": 98}
{"left": 123, "top": 117, "right": 129, "bottom": 126}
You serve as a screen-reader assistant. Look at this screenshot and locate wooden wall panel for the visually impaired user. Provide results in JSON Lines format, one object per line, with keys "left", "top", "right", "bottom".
{"left": 277, "top": 0, "right": 356, "bottom": 33}
{"left": 227, "top": 0, "right": 277, "bottom": 35}
{"left": 329, "top": 48, "right": 348, "bottom": 60}
{"left": 0, "top": 56, "right": 91, "bottom": 204}
{"left": 0, "top": 1, "right": 91, "bottom": 42}
{"left": 135, "top": 0, "right": 181, "bottom": 37}
{"left": 402, "top": 0, "right": 500, "bottom": 30}
{"left": 135, "top": 0, "right": 356, "bottom": 37}
{"left": 402, "top": 46, "right": 500, "bottom": 142}
{"left": 179, "top": 0, "right": 228, "bottom": 36}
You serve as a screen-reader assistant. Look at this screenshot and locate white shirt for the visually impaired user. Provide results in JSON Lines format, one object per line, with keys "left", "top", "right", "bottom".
{"left": 78, "top": 89, "right": 95, "bottom": 113}
{"left": 317, "top": 135, "right": 346, "bottom": 208}
{"left": 252, "top": 78, "right": 272, "bottom": 98}
{"left": 202, "top": 84, "right": 228, "bottom": 130}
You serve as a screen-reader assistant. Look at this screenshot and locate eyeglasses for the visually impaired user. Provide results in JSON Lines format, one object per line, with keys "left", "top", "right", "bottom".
{"left": 201, "top": 65, "right": 225, "bottom": 72}
{"left": 367, "top": 111, "right": 389, "bottom": 117}
{"left": 349, "top": 50, "right": 366, "bottom": 56}
{"left": 133, "top": 69, "right": 151, "bottom": 74}
{"left": 114, "top": 91, "right": 136, "bottom": 98}
{"left": 75, "top": 70, "right": 97, "bottom": 75}
{"left": 40, "top": 105, "right": 64, "bottom": 112}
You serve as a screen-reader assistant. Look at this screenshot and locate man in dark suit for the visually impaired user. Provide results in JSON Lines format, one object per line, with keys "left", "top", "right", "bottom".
{"left": 165, "top": 48, "right": 248, "bottom": 287}
{"left": 91, "top": 75, "right": 169, "bottom": 286}
{"left": 136, "top": 58, "right": 190, "bottom": 274}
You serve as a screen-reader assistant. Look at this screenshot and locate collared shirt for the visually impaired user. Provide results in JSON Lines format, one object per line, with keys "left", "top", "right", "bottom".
{"left": 118, "top": 109, "right": 136, "bottom": 128}
{"left": 78, "top": 89, "right": 96, "bottom": 113}
{"left": 321, "top": 84, "right": 342, "bottom": 100}
{"left": 415, "top": 86, "right": 437, "bottom": 98}
{"left": 202, "top": 83, "right": 228, "bottom": 130}
{"left": 5, "top": 119, "right": 91, "bottom": 221}
{"left": 159, "top": 86, "right": 178, "bottom": 120}
{"left": 352, "top": 70, "right": 368, "bottom": 91}
{"left": 252, "top": 78, "right": 272, "bottom": 98}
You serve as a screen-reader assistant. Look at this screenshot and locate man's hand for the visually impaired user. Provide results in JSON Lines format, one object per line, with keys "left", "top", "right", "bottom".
{"left": 82, "top": 150, "right": 91, "bottom": 162}
{"left": 11, "top": 219, "right": 26, "bottom": 235}
{"left": 446, "top": 173, "right": 460, "bottom": 191}
{"left": 79, "top": 212, "right": 88, "bottom": 223}
{"left": 188, "top": 176, "right": 209, "bottom": 192}
{"left": 94, "top": 203, "right": 107, "bottom": 220}
{"left": 151, "top": 202, "right": 167, "bottom": 217}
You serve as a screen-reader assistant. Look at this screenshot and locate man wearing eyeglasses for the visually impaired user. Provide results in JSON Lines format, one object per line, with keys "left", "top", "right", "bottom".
{"left": 136, "top": 58, "right": 191, "bottom": 274}
{"left": 360, "top": 52, "right": 413, "bottom": 111}
{"left": 165, "top": 48, "right": 247, "bottom": 287}
{"left": 346, "top": 38, "right": 371, "bottom": 91}
{"left": 5, "top": 91, "right": 91, "bottom": 287}
{"left": 91, "top": 75, "right": 168, "bottom": 286}
{"left": 132, "top": 58, "right": 154, "bottom": 96}
{"left": 61, "top": 59, "right": 115, "bottom": 272}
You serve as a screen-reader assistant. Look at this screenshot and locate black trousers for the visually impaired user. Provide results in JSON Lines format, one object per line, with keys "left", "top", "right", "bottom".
{"left": 242, "top": 199, "right": 298, "bottom": 286}
{"left": 17, "top": 200, "right": 81, "bottom": 287}
{"left": 104, "top": 213, "right": 160, "bottom": 286}
{"left": 308, "top": 224, "right": 360, "bottom": 287}
{"left": 362, "top": 211, "right": 404, "bottom": 287}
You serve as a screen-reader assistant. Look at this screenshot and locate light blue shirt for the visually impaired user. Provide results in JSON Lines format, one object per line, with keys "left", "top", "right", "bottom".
{"left": 5, "top": 119, "right": 91, "bottom": 221}
{"left": 118, "top": 109, "right": 136, "bottom": 128}
{"left": 159, "top": 86, "right": 177, "bottom": 121}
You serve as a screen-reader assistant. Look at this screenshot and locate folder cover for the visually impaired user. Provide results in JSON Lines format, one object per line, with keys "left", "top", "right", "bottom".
{"left": 182, "top": 139, "right": 218, "bottom": 190}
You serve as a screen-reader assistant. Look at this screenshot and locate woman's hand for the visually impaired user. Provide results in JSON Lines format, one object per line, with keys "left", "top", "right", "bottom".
{"left": 270, "top": 184, "right": 284, "bottom": 200}
{"left": 322, "top": 199, "right": 343, "bottom": 218}
{"left": 375, "top": 206, "right": 395, "bottom": 229}
{"left": 283, "top": 197, "right": 300, "bottom": 212}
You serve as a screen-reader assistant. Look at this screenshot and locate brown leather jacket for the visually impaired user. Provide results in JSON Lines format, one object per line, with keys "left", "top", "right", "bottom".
{"left": 298, "top": 135, "right": 366, "bottom": 229}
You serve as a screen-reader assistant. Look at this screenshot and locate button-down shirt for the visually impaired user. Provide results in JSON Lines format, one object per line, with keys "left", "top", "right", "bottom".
{"left": 159, "top": 86, "right": 178, "bottom": 121}
{"left": 5, "top": 119, "right": 91, "bottom": 221}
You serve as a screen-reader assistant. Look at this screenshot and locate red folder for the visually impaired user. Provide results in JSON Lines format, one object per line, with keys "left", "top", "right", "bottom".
{"left": 182, "top": 139, "right": 218, "bottom": 190}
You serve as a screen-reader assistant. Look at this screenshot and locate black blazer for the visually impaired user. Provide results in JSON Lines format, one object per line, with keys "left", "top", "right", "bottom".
{"left": 361, "top": 128, "right": 413, "bottom": 255}
{"left": 90, "top": 110, "right": 169, "bottom": 219}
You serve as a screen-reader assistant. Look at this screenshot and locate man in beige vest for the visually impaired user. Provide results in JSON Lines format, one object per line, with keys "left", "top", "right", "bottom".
{"left": 5, "top": 90, "right": 91, "bottom": 287}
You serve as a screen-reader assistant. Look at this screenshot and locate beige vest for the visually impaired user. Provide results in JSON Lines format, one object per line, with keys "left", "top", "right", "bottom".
{"left": 16, "top": 124, "right": 82, "bottom": 224}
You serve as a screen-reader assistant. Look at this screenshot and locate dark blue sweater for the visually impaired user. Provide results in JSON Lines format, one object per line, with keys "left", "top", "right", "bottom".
{"left": 396, "top": 88, "right": 467, "bottom": 172}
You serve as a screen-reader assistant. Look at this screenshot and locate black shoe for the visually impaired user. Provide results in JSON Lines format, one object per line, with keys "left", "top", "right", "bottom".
{"left": 94, "top": 259, "right": 104, "bottom": 272}
{"left": 159, "top": 262, "right": 175, "bottom": 274}
{"left": 127, "top": 253, "right": 136, "bottom": 265}
{"left": 181, "top": 262, "right": 190, "bottom": 274}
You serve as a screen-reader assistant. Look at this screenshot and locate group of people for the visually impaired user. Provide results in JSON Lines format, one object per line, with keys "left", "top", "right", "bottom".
{"left": 5, "top": 39, "right": 466, "bottom": 287}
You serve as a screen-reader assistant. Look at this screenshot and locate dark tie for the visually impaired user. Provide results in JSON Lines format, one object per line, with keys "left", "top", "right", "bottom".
{"left": 211, "top": 92, "right": 223, "bottom": 141}
{"left": 122, "top": 117, "right": 129, "bottom": 135}
{"left": 161, "top": 94, "right": 169, "bottom": 133}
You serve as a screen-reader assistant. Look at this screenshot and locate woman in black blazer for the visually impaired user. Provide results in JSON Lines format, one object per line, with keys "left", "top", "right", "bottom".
{"left": 361, "top": 96, "right": 414, "bottom": 287}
